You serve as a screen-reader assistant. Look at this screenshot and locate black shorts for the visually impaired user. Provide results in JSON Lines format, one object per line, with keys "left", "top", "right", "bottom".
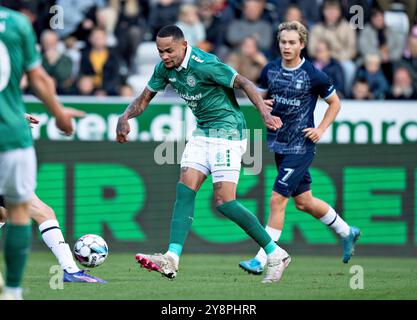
{"left": 0, "top": 195, "right": 5, "bottom": 207}
{"left": 272, "top": 152, "right": 315, "bottom": 198}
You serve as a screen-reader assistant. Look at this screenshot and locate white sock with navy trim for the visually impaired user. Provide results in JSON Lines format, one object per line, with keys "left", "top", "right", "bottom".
{"left": 319, "top": 207, "right": 350, "bottom": 238}
{"left": 39, "top": 220, "right": 80, "bottom": 273}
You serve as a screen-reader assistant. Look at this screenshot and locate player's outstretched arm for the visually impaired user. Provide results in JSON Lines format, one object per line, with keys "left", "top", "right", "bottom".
{"left": 26, "top": 66, "right": 74, "bottom": 135}
{"left": 116, "top": 87, "right": 157, "bottom": 143}
{"left": 303, "top": 93, "right": 341, "bottom": 143}
{"left": 233, "top": 74, "right": 282, "bottom": 131}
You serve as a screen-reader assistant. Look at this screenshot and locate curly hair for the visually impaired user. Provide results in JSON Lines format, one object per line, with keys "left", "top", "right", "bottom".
{"left": 277, "top": 21, "right": 308, "bottom": 45}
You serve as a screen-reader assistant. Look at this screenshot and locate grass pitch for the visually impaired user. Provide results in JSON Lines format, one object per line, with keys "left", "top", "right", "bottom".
{"left": 1, "top": 252, "right": 417, "bottom": 300}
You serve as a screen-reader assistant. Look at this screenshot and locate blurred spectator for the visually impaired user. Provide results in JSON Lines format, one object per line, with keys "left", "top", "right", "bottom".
{"left": 176, "top": 4, "right": 206, "bottom": 47}
{"left": 354, "top": 54, "right": 390, "bottom": 99}
{"left": 55, "top": 0, "right": 106, "bottom": 41}
{"left": 226, "top": 36, "right": 267, "bottom": 84}
{"left": 283, "top": 4, "right": 304, "bottom": 24}
{"left": 63, "top": 36, "right": 82, "bottom": 81}
{"left": 147, "top": 0, "right": 180, "bottom": 40}
{"left": 312, "top": 39, "right": 346, "bottom": 97}
{"left": 264, "top": 0, "right": 321, "bottom": 26}
{"left": 110, "top": 0, "right": 147, "bottom": 71}
{"left": 40, "top": 30, "right": 74, "bottom": 94}
{"left": 376, "top": 0, "right": 417, "bottom": 26}
{"left": 9, "top": 0, "right": 55, "bottom": 39}
{"left": 95, "top": 6, "right": 119, "bottom": 47}
{"left": 75, "top": 75, "right": 96, "bottom": 96}
{"left": 197, "top": 0, "right": 235, "bottom": 58}
{"left": 226, "top": 0, "right": 273, "bottom": 56}
{"left": 80, "top": 28, "right": 121, "bottom": 95}
{"left": 350, "top": 77, "right": 373, "bottom": 100}
{"left": 119, "top": 83, "right": 135, "bottom": 97}
{"left": 358, "top": 7, "right": 405, "bottom": 63}
{"left": 399, "top": 25, "right": 417, "bottom": 83}
{"left": 308, "top": 0, "right": 357, "bottom": 95}
{"left": 386, "top": 66, "right": 417, "bottom": 99}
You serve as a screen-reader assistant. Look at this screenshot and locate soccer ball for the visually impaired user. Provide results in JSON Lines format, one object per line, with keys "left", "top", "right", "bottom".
{"left": 73, "top": 234, "right": 108, "bottom": 268}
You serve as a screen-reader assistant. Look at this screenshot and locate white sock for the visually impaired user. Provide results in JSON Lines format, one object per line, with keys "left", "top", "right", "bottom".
{"left": 319, "top": 207, "right": 350, "bottom": 238}
{"left": 39, "top": 220, "right": 80, "bottom": 273}
{"left": 255, "top": 226, "right": 282, "bottom": 266}
{"left": 165, "top": 251, "right": 180, "bottom": 266}
{"left": 0, "top": 222, "right": 5, "bottom": 229}
{"left": 4, "top": 286, "right": 23, "bottom": 300}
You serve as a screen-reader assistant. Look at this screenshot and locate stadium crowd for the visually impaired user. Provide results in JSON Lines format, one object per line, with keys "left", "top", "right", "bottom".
{"left": 2, "top": 0, "right": 417, "bottom": 100}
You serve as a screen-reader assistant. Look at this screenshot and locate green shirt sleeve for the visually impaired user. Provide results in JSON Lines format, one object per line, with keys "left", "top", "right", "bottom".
{"left": 20, "top": 15, "right": 41, "bottom": 71}
{"left": 147, "top": 63, "right": 168, "bottom": 92}
{"left": 205, "top": 59, "right": 238, "bottom": 88}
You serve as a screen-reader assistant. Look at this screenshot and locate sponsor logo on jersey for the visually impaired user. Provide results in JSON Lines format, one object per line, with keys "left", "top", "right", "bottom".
{"left": 168, "top": 77, "right": 177, "bottom": 82}
{"left": 272, "top": 94, "right": 301, "bottom": 107}
{"left": 186, "top": 75, "right": 196, "bottom": 87}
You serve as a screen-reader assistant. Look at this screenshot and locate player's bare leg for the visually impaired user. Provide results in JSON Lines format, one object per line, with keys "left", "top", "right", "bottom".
{"left": 136, "top": 167, "right": 206, "bottom": 279}
{"left": 293, "top": 191, "right": 361, "bottom": 263}
{"left": 1, "top": 195, "right": 105, "bottom": 283}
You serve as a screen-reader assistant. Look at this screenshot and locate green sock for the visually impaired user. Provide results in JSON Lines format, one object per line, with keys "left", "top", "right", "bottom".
{"left": 5, "top": 224, "right": 32, "bottom": 288}
{"left": 217, "top": 200, "right": 276, "bottom": 251}
{"left": 168, "top": 183, "right": 196, "bottom": 257}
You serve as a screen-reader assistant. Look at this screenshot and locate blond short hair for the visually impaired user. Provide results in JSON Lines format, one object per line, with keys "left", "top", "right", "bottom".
{"left": 277, "top": 21, "right": 308, "bottom": 45}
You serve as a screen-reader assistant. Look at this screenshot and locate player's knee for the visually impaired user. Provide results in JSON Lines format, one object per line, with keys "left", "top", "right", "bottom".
{"left": 214, "top": 193, "right": 236, "bottom": 206}
{"left": 294, "top": 198, "right": 313, "bottom": 213}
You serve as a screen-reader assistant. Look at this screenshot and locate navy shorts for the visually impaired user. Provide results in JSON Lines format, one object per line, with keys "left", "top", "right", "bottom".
{"left": 272, "top": 152, "right": 315, "bottom": 198}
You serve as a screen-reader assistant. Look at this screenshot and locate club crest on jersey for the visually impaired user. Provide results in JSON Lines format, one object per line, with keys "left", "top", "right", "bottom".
{"left": 295, "top": 80, "right": 304, "bottom": 90}
{"left": 187, "top": 75, "right": 196, "bottom": 87}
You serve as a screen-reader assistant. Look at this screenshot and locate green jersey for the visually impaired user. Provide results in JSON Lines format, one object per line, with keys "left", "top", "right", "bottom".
{"left": 0, "top": 7, "right": 41, "bottom": 151}
{"left": 147, "top": 46, "right": 247, "bottom": 140}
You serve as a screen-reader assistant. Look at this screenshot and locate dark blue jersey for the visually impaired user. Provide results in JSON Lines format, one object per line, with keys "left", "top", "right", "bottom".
{"left": 259, "top": 58, "right": 335, "bottom": 154}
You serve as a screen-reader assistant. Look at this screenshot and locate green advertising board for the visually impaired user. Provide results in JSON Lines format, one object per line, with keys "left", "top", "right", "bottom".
{"left": 24, "top": 97, "right": 417, "bottom": 144}
{"left": 32, "top": 141, "right": 417, "bottom": 256}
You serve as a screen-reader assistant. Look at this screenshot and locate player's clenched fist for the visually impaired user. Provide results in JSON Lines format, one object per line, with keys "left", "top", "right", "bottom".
{"left": 116, "top": 116, "right": 130, "bottom": 143}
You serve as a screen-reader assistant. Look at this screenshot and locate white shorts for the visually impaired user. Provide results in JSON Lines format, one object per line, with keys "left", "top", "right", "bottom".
{"left": 181, "top": 136, "right": 247, "bottom": 184}
{"left": 0, "top": 147, "right": 37, "bottom": 205}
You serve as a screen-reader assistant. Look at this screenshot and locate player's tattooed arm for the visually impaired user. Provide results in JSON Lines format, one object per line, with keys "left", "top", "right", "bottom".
{"left": 233, "top": 74, "right": 282, "bottom": 131}
{"left": 116, "top": 87, "right": 156, "bottom": 143}
{"left": 122, "top": 87, "right": 157, "bottom": 119}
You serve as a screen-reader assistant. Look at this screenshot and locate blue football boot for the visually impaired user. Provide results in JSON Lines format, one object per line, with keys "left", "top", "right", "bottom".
{"left": 63, "top": 270, "right": 107, "bottom": 283}
{"left": 239, "top": 258, "right": 264, "bottom": 275}
{"left": 342, "top": 226, "right": 361, "bottom": 263}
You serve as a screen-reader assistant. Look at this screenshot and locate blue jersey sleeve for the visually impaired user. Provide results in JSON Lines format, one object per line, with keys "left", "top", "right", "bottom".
{"left": 314, "top": 70, "right": 336, "bottom": 100}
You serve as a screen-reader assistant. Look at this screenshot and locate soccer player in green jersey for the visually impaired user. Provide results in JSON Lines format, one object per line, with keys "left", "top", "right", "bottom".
{"left": 0, "top": 5, "right": 75, "bottom": 299}
{"left": 117, "top": 25, "right": 290, "bottom": 283}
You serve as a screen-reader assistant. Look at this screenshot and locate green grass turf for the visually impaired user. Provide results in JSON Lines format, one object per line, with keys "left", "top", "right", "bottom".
{"left": 1, "top": 252, "right": 417, "bottom": 300}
